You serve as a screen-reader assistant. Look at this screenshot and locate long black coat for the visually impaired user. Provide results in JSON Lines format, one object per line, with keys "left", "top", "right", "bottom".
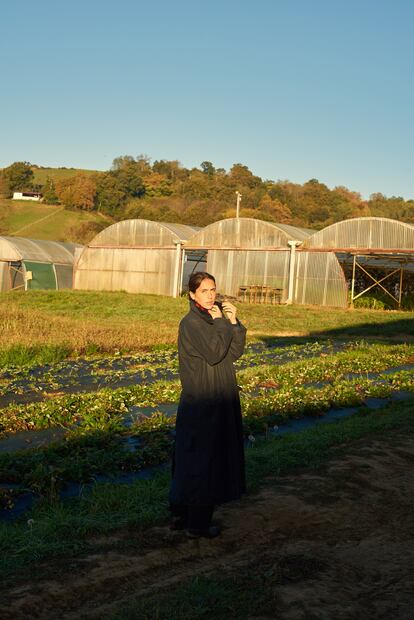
{"left": 169, "top": 300, "right": 247, "bottom": 507}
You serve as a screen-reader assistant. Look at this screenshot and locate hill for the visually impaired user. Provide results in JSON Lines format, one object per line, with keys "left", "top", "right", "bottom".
{"left": 0, "top": 198, "right": 110, "bottom": 243}
{"left": 2, "top": 158, "right": 414, "bottom": 231}
{"left": 29, "top": 159, "right": 414, "bottom": 228}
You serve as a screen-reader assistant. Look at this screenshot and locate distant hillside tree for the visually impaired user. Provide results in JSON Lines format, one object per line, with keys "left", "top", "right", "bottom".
{"left": 55, "top": 173, "right": 97, "bottom": 210}
{"left": 180, "top": 169, "right": 213, "bottom": 201}
{"left": 143, "top": 172, "right": 173, "bottom": 197}
{"left": 258, "top": 194, "right": 293, "bottom": 223}
{"left": 200, "top": 161, "right": 216, "bottom": 177}
{"left": 134, "top": 154, "right": 152, "bottom": 176}
{"left": 125, "top": 198, "right": 182, "bottom": 222}
{"left": 111, "top": 155, "right": 145, "bottom": 198}
{"left": 42, "top": 177, "right": 59, "bottom": 204}
{"left": 95, "top": 173, "right": 127, "bottom": 216}
{"left": 229, "top": 163, "right": 262, "bottom": 189}
{"left": 0, "top": 171, "right": 8, "bottom": 197}
{"left": 152, "top": 159, "right": 189, "bottom": 182}
{"left": 399, "top": 199, "right": 414, "bottom": 223}
{"left": 2, "top": 161, "right": 34, "bottom": 196}
{"left": 367, "top": 192, "right": 412, "bottom": 221}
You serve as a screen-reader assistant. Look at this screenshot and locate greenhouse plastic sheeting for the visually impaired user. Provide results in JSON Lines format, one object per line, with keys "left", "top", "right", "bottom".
{"left": 54, "top": 264, "right": 74, "bottom": 289}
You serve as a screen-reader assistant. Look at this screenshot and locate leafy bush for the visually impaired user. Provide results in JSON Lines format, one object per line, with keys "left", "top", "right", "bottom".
{"left": 353, "top": 294, "right": 390, "bottom": 310}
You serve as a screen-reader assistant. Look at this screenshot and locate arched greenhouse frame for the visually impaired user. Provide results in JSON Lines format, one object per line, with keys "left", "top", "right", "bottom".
{"left": 0, "top": 236, "right": 81, "bottom": 292}
{"left": 73, "top": 216, "right": 414, "bottom": 309}
{"left": 302, "top": 217, "right": 414, "bottom": 309}
{"left": 185, "top": 217, "right": 315, "bottom": 303}
{"left": 74, "top": 219, "right": 200, "bottom": 297}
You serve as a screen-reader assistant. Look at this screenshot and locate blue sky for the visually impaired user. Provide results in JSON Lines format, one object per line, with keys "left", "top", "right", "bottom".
{"left": 1, "top": 0, "right": 413, "bottom": 199}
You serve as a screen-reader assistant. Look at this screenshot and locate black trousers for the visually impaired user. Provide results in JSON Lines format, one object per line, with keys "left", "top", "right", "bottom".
{"left": 170, "top": 503, "right": 214, "bottom": 529}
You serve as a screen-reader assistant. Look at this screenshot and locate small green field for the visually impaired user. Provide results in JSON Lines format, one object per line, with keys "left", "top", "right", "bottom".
{"left": 0, "top": 198, "right": 109, "bottom": 242}
{"left": 31, "top": 166, "right": 100, "bottom": 185}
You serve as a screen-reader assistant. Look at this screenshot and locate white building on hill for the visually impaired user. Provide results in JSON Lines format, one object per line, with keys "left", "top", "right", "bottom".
{"left": 12, "top": 191, "right": 42, "bottom": 201}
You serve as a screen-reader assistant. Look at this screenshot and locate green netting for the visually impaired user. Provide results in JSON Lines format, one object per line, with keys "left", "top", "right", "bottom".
{"left": 23, "top": 261, "right": 56, "bottom": 290}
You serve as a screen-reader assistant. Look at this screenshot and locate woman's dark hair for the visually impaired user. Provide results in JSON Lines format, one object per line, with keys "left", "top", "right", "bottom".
{"left": 188, "top": 271, "right": 216, "bottom": 294}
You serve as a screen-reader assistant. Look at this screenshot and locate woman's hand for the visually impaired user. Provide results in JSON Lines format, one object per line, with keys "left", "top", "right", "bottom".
{"left": 222, "top": 301, "right": 237, "bottom": 324}
{"left": 208, "top": 304, "right": 223, "bottom": 320}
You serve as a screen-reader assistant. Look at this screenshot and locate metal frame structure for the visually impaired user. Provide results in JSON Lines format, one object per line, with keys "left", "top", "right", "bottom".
{"left": 302, "top": 218, "right": 414, "bottom": 308}
{"left": 348, "top": 253, "right": 408, "bottom": 307}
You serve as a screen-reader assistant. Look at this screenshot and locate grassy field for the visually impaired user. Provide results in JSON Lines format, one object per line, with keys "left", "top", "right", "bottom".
{"left": 0, "top": 291, "right": 414, "bottom": 593}
{"left": 31, "top": 166, "right": 100, "bottom": 185}
{"left": 0, "top": 290, "right": 413, "bottom": 363}
{"left": 0, "top": 198, "right": 109, "bottom": 242}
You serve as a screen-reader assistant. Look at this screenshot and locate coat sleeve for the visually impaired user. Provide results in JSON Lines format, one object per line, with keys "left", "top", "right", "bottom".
{"left": 180, "top": 317, "right": 234, "bottom": 366}
{"left": 229, "top": 321, "right": 247, "bottom": 361}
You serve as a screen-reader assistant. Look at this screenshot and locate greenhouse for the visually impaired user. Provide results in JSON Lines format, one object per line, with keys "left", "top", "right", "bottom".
{"left": 73, "top": 216, "right": 414, "bottom": 309}
{"left": 301, "top": 217, "right": 414, "bottom": 308}
{"left": 185, "top": 217, "right": 314, "bottom": 302}
{"left": 73, "top": 219, "right": 199, "bottom": 296}
{"left": 185, "top": 217, "right": 414, "bottom": 308}
{"left": 0, "top": 236, "right": 81, "bottom": 292}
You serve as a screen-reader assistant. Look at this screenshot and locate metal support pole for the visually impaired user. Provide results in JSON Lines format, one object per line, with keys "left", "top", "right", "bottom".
{"left": 286, "top": 241, "right": 299, "bottom": 304}
{"left": 179, "top": 246, "right": 186, "bottom": 295}
{"left": 399, "top": 267, "right": 404, "bottom": 308}
{"left": 235, "top": 191, "right": 242, "bottom": 218}
{"left": 172, "top": 242, "right": 182, "bottom": 298}
{"left": 351, "top": 255, "right": 356, "bottom": 307}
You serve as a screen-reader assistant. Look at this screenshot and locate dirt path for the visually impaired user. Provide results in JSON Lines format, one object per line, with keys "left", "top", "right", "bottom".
{"left": 1, "top": 429, "right": 414, "bottom": 619}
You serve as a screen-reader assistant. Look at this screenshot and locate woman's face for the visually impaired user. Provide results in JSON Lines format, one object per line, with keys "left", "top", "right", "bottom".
{"left": 190, "top": 278, "right": 217, "bottom": 310}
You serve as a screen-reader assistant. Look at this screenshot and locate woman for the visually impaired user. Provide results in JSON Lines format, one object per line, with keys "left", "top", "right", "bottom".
{"left": 169, "top": 271, "right": 247, "bottom": 538}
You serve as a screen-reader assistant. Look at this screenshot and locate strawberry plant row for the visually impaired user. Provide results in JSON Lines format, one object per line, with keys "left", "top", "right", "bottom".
{"left": 1, "top": 370, "right": 413, "bottom": 505}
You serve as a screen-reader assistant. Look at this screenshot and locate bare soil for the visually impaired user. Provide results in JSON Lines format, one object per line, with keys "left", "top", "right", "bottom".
{"left": 1, "top": 429, "right": 414, "bottom": 620}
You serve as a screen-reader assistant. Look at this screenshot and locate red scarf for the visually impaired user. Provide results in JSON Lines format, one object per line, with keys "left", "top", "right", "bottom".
{"left": 194, "top": 301, "right": 211, "bottom": 314}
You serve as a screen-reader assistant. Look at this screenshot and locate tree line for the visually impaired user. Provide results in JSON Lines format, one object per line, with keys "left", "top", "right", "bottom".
{"left": 1, "top": 157, "right": 414, "bottom": 229}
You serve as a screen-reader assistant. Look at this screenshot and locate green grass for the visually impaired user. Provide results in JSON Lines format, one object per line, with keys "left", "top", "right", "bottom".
{"left": 0, "top": 198, "right": 108, "bottom": 242}
{"left": 12, "top": 290, "right": 414, "bottom": 335}
{"left": 111, "top": 571, "right": 274, "bottom": 620}
{"left": 1, "top": 399, "right": 413, "bottom": 583}
{"left": 110, "top": 565, "right": 283, "bottom": 620}
{"left": 31, "top": 166, "right": 100, "bottom": 185}
{"left": 110, "top": 551, "right": 327, "bottom": 619}
{"left": 240, "top": 302, "right": 414, "bottom": 339}
{"left": 0, "top": 291, "right": 187, "bottom": 354}
{"left": 2, "top": 289, "right": 185, "bottom": 319}
{"left": 0, "top": 344, "right": 71, "bottom": 368}
{"left": 1, "top": 290, "right": 414, "bottom": 362}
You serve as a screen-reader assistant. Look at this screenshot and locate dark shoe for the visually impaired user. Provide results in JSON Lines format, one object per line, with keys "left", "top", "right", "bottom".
{"left": 187, "top": 526, "right": 221, "bottom": 539}
{"left": 170, "top": 516, "right": 187, "bottom": 531}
